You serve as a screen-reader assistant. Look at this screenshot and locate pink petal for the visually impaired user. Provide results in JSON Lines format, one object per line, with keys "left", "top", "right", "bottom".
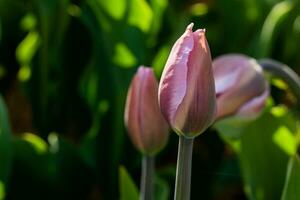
{"left": 213, "top": 54, "right": 266, "bottom": 119}
{"left": 124, "top": 69, "right": 144, "bottom": 152}
{"left": 158, "top": 23, "right": 194, "bottom": 124}
{"left": 235, "top": 86, "right": 269, "bottom": 119}
{"left": 125, "top": 66, "right": 169, "bottom": 155}
{"left": 140, "top": 67, "right": 169, "bottom": 154}
{"left": 173, "top": 29, "right": 216, "bottom": 137}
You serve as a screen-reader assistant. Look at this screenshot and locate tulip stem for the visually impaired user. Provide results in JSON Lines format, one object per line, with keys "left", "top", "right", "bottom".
{"left": 174, "top": 136, "right": 194, "bottom": 200}
{"left": 140, "top": 155, "right": 155, "bottom": 200}
{"left": 259, "top": 59, "right": 300, "bottom": 102}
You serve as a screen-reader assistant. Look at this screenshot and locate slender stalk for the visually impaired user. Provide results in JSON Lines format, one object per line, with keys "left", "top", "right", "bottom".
{"left": 259, "top": 59, "right": 300, "bottom": 102}
{"left": 174, "top": 136, "right": 194, "bottom": 200}
{"left": 140, "top": 155, "right": 155, "bottom": 200}
{"left": 259, "top": 59, "right": 300, "bottom": 149}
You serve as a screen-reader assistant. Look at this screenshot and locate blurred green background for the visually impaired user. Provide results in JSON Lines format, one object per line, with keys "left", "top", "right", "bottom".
{"left": 0, "top": 0, "right": 300, "bottom": 199}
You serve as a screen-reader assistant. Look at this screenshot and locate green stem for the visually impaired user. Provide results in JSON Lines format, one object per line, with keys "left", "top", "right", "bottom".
{"left": 259, "top": 58, "right": 300, "bottom": 146}
{"left": 140, "top": 155, "right": 155, "bottom": 200}
{"left": 174, "top": 136, "right": 194, "bottom": 200}
{"left": 259, "top": 59, "right": 300, "bottom": 102}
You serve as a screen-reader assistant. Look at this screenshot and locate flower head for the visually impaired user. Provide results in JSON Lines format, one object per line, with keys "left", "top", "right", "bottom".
{"left": 158, "top": 23, "right": 216, "bottom": 138}
{"left": 125, "top": 66, "right": 169, "bottom": 155}
{"left": 213, "top": 54, "right": 269, "bottom": 120}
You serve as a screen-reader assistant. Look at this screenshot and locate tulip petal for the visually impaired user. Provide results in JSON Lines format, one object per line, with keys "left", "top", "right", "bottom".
{"left": 215, "top": 68, "right": 241, "bottom": 95}
{"left": 140, "top": 68, "right": 169, "bottom": 154}
{"left": 158, "top": 24, "right": 194, "bottom": 124}
{"left": 173, "top": 29, "right": 216, "bottom": 137}
{"left": 236, "top": 86, "right": 269, "bottom": 119}
{"left": 125, "top": 66, "right": 169, "bottom": 155}
{"left": 213, "top": 54, "right": 267, "bottom": 119}
{"left": 124, "top": 69, "right": 145, "bottom": 152}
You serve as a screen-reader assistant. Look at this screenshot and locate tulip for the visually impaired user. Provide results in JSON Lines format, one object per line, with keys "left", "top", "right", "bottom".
{"left": 124, "top": 66, "right": 169, "bottom": 200}
{"left": 158, "top": 23, "right": 216, "bottom": 200}
{"left": 125, "top": 66, "right": 169, "bottom": 155}
{"left": 158, "top": 23, "right": 216, "bottom": 138}
{"left": 213, "top": 54, "right": 269, "bottom": 120}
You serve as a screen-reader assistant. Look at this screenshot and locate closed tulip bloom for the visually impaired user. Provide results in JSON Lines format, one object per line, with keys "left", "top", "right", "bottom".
{"left": 158, "top": 23, "right": 216, "bottom": 138}
{"left": 125, "top": 66, "right": 169, "bottom": 156}
{"left": 213, "top": 54, "right": 269, "bottom": 120}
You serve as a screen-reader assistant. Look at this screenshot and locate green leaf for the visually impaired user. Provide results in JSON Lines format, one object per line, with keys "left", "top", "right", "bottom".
{"left": 119, "top": 166, "right": 139, "bottom": 200}
{"left": 13, "top": 134, "right": 54, "bottom": 182}
{"left": 272, "top": 126, "right": 297, "bottom": 156}
{"left": 0, "top": 181, "right": 4, "bottom": 200}
{"left": 155, "top": 176, "right": 170, "bottom": 200}
{"left": 259, "top": 1, "right": 294, "bottom": 56}
{"left": 0, "top": 95, "right": 12, "bottom": 198}
{"left": 215, "top": 117, "right": 252, "bottom": 142}
{"left": 96, "top": 0, "right": 126, "bottom": 20}
{"left": 128, "top": 0, "right": 153, "bottom": 32}
{"left": 281, "top": 155, "right": 300, "bottom": 200}
{"left": 216, "top": 105, "right": 298, "bottom": 200}
{"left": 152, "top": 46, "right": 170, "bottom": 77}
{"left": 16, "top": 31, "right": 40, "bottom": 66}
{"left": 149, "top": 0, "right": 168, "bottom": 37}
{"left": 113, "top": 43, "right": 137, "bottom": 68}
{"left": 239, "top": 111, "right": 290, "bottom": 200}
{"left": 21, "top": 132, "right": 48, "bottom": 155}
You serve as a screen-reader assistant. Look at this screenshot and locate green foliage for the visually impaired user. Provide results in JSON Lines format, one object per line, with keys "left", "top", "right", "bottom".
{"left": 0, "top": 0, "right": 300, "bottom": 199}
{"left": 281, "top": 155, "right": 300, "bottom": 200}
{"left": 0, "top": 96, "right": 12, "bottom": 199}
{"left": 216, "top": 104, "right": 299, "bottom": 200}
{"left": 119, "top": 165, "right": 170, "bottom": 200}
{"left": 155, "top": 175, "right": 170, "bottom": 200}
{"left": 119, "top": 166, "right": 139, "bottom": 200}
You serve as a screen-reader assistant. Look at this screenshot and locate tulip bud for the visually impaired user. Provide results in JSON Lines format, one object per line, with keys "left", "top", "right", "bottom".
{"left": 158, "top": 23, "right": 216, "bottom": 138}
{"left": 124, "top": 66, "right": 169, "bottom": 156}
{"left": 213, "top": 54, "right": 269, "bottom": 120}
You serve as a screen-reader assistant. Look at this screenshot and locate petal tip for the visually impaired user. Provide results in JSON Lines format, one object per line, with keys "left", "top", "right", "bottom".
{"left": 187, "top": 23, "right": 194, "bottom": 31}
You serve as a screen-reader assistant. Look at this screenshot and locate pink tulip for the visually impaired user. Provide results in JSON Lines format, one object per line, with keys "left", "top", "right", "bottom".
{"left": 124, "top": 66, "right": 169, "bottom": 155}
{"left": 213, "top": 54, "right": 269, "bottom": 120}
{"left": 158, "top": 23, "right": 216, "bottom": 138}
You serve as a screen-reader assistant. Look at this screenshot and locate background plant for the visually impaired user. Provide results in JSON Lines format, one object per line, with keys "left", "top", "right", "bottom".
{"left": 0, "top": 0, "right": 300, "bottom": 199}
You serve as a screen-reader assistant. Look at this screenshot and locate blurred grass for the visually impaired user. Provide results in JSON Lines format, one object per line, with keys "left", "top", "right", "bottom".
{"left": 0, "top": 0, "right": 299, "bottom": 199}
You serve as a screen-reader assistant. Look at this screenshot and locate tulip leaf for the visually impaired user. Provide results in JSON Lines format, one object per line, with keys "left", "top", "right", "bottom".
{"left": 16, "top": 31, "right": 40, "bottom": 66}
{"left": 155, "top": 176, "right": 170, "bottom": 200}
{"left": 259, "top": 1, "right": 294, "bottom": 56}
{"left": 216, "top": 105, "right": 298, "bottom": 200}
{"left": 21, "top": 132, "right": 48, "bottom": 155}
{"left": 0, "top": 95, "right": 12, "bottom": 199}
{"left": 0, "top": 181, "right": 4, "bottom": 200}
{"left": 239, "top": 111, "right": 290, "bottom": 200}
{"left": 13, "top": 135, "right": 54, "bottom": 182}
{"left": 127, "top": 0, "right": 153, "bottom": 33}
{"left": 80, "top": 6, "right": 127, "bottom": 199}
{"left": 215, "top": 117, "right": 251, "bottom": 142}
{"left": 96, "top": 0, "right": 126, "bottom": 20}
{"left": 119, "top": 166, "right": 139, "bottom": 200}
{"left": 113, "top": 43, "right": 137, "bottom": 68}
{"left": 152, "top": 46, "right": 169, "bottom": 77}
{"left": 281, "top": 155, "right": 300, "bottom": 200}
{"left": 272, "top": 126, "right": 297, "bottom": 156}
{"left": 149, "top": 0, "right": 168, "bottom": 38}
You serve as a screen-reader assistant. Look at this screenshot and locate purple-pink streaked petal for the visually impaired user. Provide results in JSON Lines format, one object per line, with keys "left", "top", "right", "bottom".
{"left": 215, "top": 69, "right": 241, "bottom": 95}
{"left": 172, "top": 29, "right": 216, "bottom": 137}
{"left": 235, "top": 86, "right": 269, "bottom": 119}
{"left": 140, "top": 67, "right": 169, "bottom": 154}
{"left": 213, "top": 54, "right": 267, "bottom": 119}
{"left": 125, "top": 66, "right": 169, "bottom": 155}
{"left": 124, "top": 70, "right": 144, "bottom": 152}
{"left": 158, "top": 24, "right": 194, "bottom": 125}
